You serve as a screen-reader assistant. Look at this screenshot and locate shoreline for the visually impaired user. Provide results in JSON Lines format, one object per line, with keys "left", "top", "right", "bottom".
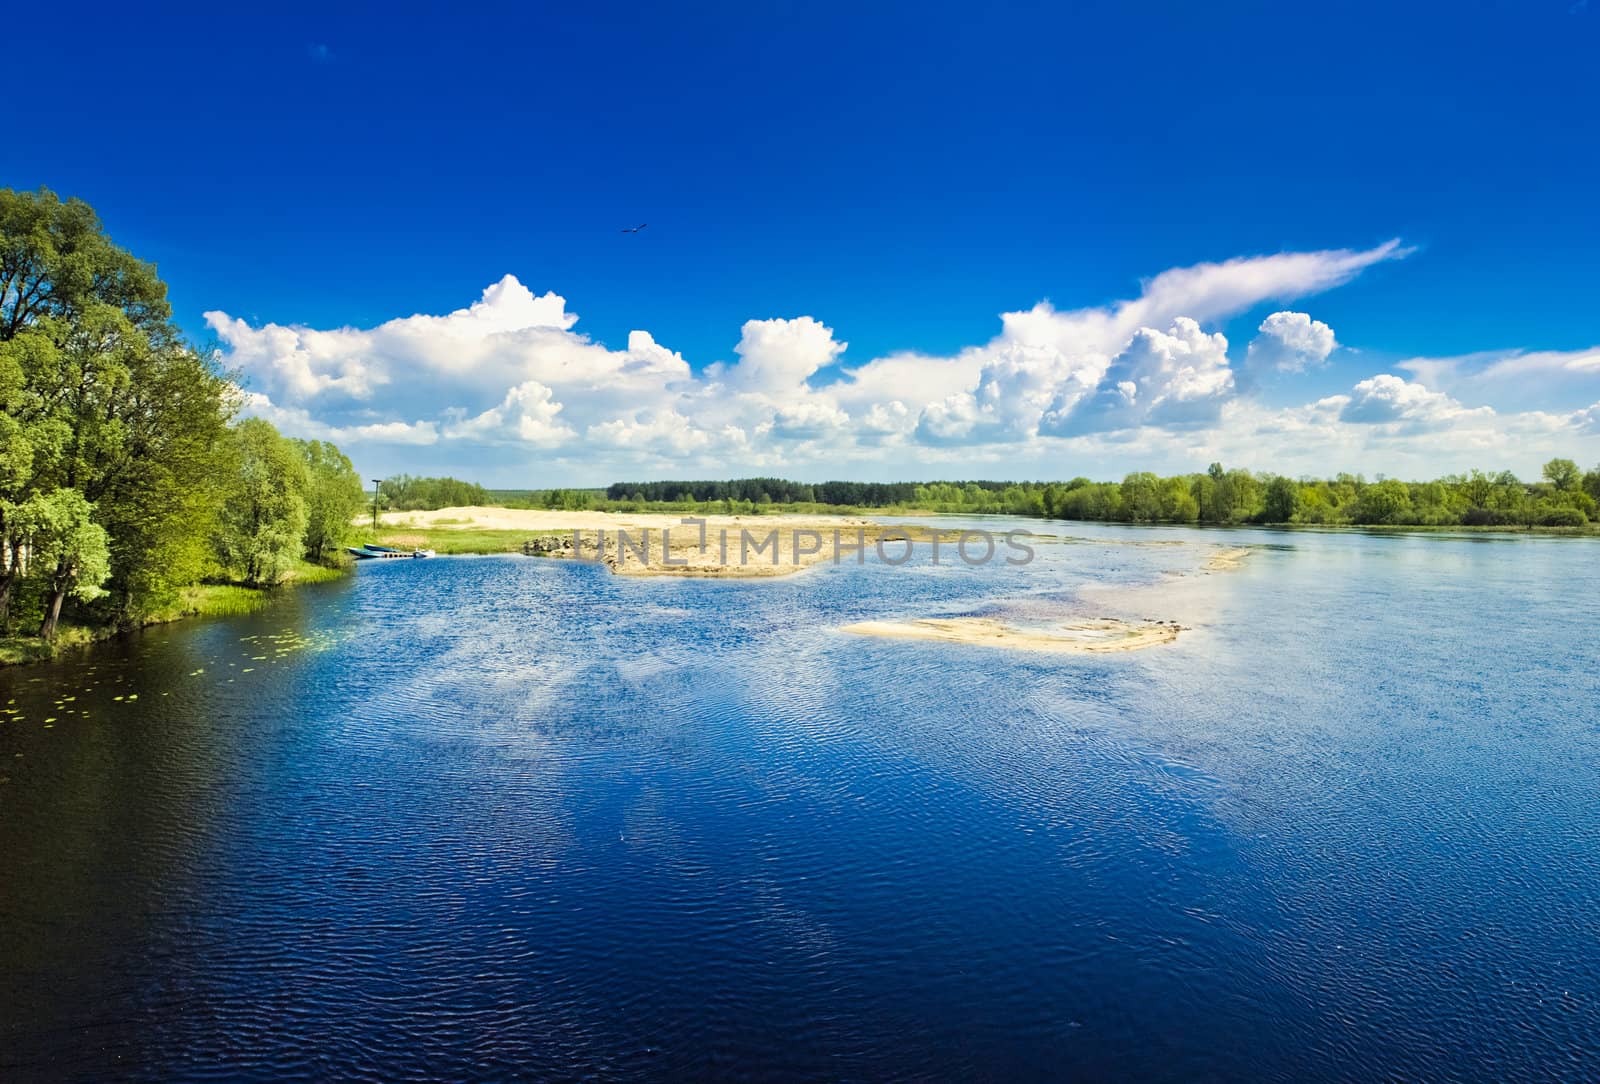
{"left": 0, "top": 561, "right": 348, "bottom": 668}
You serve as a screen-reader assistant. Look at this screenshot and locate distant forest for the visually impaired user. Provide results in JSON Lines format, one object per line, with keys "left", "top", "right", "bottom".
{"left": 581, "top": 463, "right": 1600, "bottom": 528}
{"left": 389, "top": 464, "right": 1600, "bottom": 530}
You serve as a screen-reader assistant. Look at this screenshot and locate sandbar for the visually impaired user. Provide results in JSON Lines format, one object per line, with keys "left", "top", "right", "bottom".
{"left": 841, "top": 616, "right": 1185, "bottom": 654}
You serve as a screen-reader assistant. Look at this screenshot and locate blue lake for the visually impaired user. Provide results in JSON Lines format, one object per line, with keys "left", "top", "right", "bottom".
{"left": 2, "top": 520, "right": 1597, "bottom": 1081}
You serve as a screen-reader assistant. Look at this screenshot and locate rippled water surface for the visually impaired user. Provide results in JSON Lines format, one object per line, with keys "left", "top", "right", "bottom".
{"left": 3, "top": 521, "right": 1598, "bottom": 1081}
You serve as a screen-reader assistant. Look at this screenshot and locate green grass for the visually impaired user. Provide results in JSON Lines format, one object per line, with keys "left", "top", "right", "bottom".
{"left": 367, "top": 526, "right": 534, "bottom": 554}
{"left": 175, "top": 584, "right": 271, "bottom": 619}
{"left": 0, "top": 625, "right": 98, "bottom": 666}
{"left": 145, "top": 560, "right": 348, "bottom": 623}
{"left": 287, "top": 558, "right": 349, "bottom": 584}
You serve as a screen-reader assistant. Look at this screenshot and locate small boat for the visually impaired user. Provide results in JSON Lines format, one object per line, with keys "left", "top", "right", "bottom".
{"left": 347, "top": 544, "right": 436, "bottom": 560}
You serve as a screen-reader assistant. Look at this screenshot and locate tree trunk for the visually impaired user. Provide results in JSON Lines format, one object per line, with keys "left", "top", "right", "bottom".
{"left": 38, "top": 554, "right": 73, "bottom": 641}
{"left": 39, "top": 582, "right": 66, "bottom": 641}
{"left": 0, "top": 535, "right": 14, "bottom": 630}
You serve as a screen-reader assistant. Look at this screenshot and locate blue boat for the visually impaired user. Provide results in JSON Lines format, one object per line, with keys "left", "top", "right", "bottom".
{"left": 346, "top": 544, "right": 436, "bottom": 560}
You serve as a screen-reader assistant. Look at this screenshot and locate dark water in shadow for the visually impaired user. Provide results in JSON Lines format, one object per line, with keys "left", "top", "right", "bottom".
{"left": 2, "top": 521, "right": 1598, "bottom": 1081}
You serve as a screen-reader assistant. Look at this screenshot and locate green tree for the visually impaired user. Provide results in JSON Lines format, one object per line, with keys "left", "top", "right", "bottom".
{"left": 0, "top": 337, "right": 37, "bottom": 625}
{"left": 215, "top": 419, "right": 309, "bottom": 586}
{"left": 1119, "top": 472, "right": 1162, "bottom": 522}
{"left": 1352, "top": 479, "right": 1414, "bottom": 525}
{"left": 1262, "top": 476, "right": 1300, "bottom": 523}
{"left": 15, "top": 488, "right": 111, "bottom": 640}
{"left": 1543, "top": 458, "right": 1581, "bottom": 492}
{"left": 1, "top": 188, "right": 171, "bottom": 341}
{"left": 298, "top": 440, "right": 365, "bottom": 561}
{"left": 1, "top": 187, "right": 233, "bottom": 626}
{"left": 1158, "top": 476, "right": 1199, "bottom": 522}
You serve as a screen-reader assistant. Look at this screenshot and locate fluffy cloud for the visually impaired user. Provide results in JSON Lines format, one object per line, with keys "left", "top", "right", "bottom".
{"left": 1333, "top": 374, "right": 1494, "bottom": 430}
{"left": 204, "top": 238, "right": 1597, "bottom": 481}
{"left": 209, "top": 275, "right": 687, "bottom": 428}
{"left": 1041, "top": 319, "right": 1233, "bottom": 436}
{"left": 711, "top": 317, "right": 846, "bottom": 393}
{"left": 240, "top": 392, "right": 441, "bottom": 446}
{"left": 1398, "top": 345, "right": 1600, "bottom": 414}
{"left": 444, "top": 381, "right": 576, "bottom": 447}
{"left": 1244, "top": 311, "right": 1338, "bottom": 379}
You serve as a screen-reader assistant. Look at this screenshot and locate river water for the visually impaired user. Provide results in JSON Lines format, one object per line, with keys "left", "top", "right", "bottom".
{"left": 2, "top": 520, "right": 1597, "bottom": 1081}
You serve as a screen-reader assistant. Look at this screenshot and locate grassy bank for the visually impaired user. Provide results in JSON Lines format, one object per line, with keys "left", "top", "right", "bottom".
{"left": 0, "top": 560, "right": 348, "bottom": 667}
{"left": 368, "top": 526, "right": 536, "bottom": 554}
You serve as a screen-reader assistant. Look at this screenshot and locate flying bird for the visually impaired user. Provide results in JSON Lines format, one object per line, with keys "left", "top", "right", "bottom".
{"left": 620, "top": 223, "right": 648, "bottom": 233}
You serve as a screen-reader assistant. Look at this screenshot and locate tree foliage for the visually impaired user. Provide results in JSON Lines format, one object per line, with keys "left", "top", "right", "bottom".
{"left": 0, "top": 187, "right": 363, "bottom": 647}
{"left": 300, "top": 440, "right": 365, "bottom": 560}
{"left": 14, "top": 489, "right": 111, "bottom": 639}
{"left": 214, "top": 419, "right": 310, "bottom": 587}
{"left": 378, "top": 474, "right": 488, "bottom": 511}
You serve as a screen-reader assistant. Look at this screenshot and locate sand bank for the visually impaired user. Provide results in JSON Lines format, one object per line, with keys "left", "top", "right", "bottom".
{"left": 1202, "top": 547, "right": 1252, "bottom": 572}
{"left": 379, "top": 507, "right": 970, "bottom": 578}
{"left": 841, "top": 616, "right": 1184, "bottom": 654}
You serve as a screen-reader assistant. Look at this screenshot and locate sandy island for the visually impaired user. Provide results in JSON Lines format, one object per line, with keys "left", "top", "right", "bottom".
{"left": 1202, "top": 546, "right": 1253, "bottom": 572}
{"left": 378, "top": 506, "right": 958, "bottom": 579}
{"left": 375, "top": 508, "right": 1253, "bottom": 611}
{"left": 842, "top": 617, "right": 1185, "bottom": 654}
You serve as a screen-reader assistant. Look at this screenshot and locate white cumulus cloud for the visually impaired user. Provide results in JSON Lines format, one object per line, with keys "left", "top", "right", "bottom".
{"left": 195, "top": 238, "right": 1600, "bottom": 482}
{"left": 1333, "top": 374, "right": 1494, "bottom": 430}
{"left": 1040, "top": 319, "right": 1234, "bottom": 436}
{"left": 1244, "top": 311, "right": 1338, "bottom": 380}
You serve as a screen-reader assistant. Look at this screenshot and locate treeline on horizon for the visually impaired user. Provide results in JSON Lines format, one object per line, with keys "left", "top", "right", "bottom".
{"left": 1, "top": 188, "right": 368, "bottom": 649}
{"left": 582, "top": 465, "right": 1600, "bottom": 527}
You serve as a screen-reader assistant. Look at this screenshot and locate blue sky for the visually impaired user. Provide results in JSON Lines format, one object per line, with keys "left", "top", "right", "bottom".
{"left": 8, "top": 2, "right": 1600, "bottom": 484}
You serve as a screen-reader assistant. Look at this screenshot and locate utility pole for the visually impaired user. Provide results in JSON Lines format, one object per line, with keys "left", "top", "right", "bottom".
{"left": 372, "top": 479, "right": 383, "bottom": 529}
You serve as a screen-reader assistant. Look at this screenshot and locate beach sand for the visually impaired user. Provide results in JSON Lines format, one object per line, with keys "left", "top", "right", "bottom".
{"left": 379, "top": 506, "right": 943, "bottom": 578}
{"left": 842, "top": 617, "right": 1185, "bottom": 653}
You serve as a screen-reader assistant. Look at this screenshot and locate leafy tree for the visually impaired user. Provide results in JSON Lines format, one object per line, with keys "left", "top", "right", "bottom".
{"left": 0, "top": 187, "right": 170, "bottom": 341}
{"left": 379, "top": 474, "right": 490, "bottom": 510}
{"left": 298, "top": 440, "right": 365, "bottom": 561}
{"left": 1543, "top": 458, "right": 1582, "bottom": 492}
{"left": 0, "top": 337, "right": 37, "bottom": 624}
{"left": 215, "top": 419, "right": 308, "bottom": 586}
{"left": 1, "top": 187, "right": 234, "bottom": 626}
{"left": 15, "top": 488, "right": 111, "bottom": 640}
{"left": 1263, "top": 476, "right": 1299, "bottom": 523}
{"left": 1119, "top": 472, "right": 1162, "bottom": 521}
{"left": 1158, "top": 477, "right": 1199, "bottom": 522}
{"left": 1352, "top": 479, "right": 1414, "bottom": 525}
